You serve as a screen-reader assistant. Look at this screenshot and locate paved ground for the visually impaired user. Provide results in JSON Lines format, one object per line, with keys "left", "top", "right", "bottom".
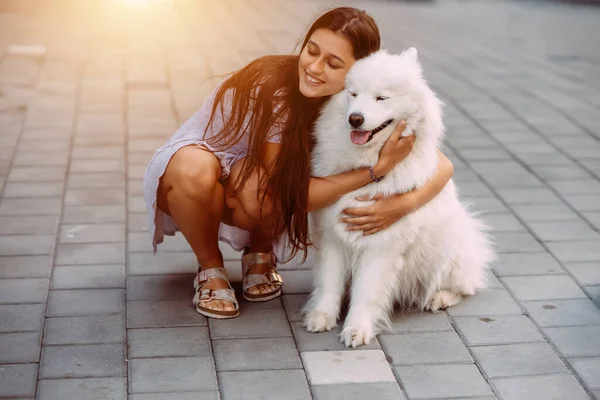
{"left": 1, "top": 0, "right": 600, "bottom": 398}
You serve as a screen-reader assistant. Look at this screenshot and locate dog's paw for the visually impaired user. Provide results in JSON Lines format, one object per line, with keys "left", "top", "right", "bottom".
{"left": 340, "top": 325, "right": 373, "bottom": 348}
{"left": 426, "top": 290, "right": 462, "bottom": 312}
{"left": 304, "top": 311, "right": 337, "bottom": 333}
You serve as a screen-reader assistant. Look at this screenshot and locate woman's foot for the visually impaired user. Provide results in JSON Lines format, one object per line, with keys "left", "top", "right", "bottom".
{"left": 193, "top": 265, "right": 239, "bottom": 319}
{"left": 242, "top": 249, "right": 283, "bottom": 301}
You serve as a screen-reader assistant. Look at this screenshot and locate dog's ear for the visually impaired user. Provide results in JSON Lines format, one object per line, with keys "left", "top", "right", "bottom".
{"left": 403, "top": 47, "right": 418, "bottom": 61}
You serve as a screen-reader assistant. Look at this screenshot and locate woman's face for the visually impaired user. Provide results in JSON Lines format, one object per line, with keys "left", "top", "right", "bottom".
{"left": 298, "top": 28, "right": 356, "bottom": 98}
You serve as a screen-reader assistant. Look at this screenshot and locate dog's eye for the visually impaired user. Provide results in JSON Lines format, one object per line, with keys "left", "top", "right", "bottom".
{"left": 349, "top": 92, "right": 357, "bottom": 97}
{"left": 376, "top": 96, "right": 388, "bottom": 101}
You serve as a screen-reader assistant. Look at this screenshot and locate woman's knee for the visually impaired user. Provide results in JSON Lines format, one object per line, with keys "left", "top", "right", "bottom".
{"left": 163, "top": 146, "right": 222, "bottom": 200}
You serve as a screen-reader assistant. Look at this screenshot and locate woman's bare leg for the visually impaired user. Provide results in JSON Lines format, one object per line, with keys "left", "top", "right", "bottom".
{"left": 157, "top": 146, "right": 235, "bottom": 312}
{"left": 225, "top": 158, "right": 279, "bottom": 295}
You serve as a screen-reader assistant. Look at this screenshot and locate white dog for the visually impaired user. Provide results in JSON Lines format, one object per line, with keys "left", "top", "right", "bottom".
{"left": 303, "top": 48, "right": 495, "bottom": 348}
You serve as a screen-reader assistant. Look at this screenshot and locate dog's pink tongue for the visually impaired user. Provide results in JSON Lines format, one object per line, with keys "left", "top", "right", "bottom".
{"left": 350, "top": 130, "right": 371, "bottom": 145}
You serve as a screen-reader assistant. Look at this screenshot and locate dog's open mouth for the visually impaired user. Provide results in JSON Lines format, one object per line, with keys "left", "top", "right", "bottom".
{"left": 350, "top": 119, "right": 394, "bottom": 145}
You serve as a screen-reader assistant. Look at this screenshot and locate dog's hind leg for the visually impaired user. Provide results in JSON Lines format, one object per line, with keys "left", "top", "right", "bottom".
{"left": 341, "top": 252, "right": 401, "bottom": 348}
{"left": 303, "top": 242, "right": 347, "bottom": 333}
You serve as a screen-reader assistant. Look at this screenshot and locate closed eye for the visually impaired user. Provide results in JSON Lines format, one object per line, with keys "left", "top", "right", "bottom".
{"left": 349, "top": 91, "right": 357, "bottom": 97}
{"left": 376, "top": 96, "right": 388, "bottom": 101}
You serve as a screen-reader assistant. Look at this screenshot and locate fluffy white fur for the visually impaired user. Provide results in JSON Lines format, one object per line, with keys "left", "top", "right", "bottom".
{"left": 303, "top": 48, "right": 495, "bottom": 348}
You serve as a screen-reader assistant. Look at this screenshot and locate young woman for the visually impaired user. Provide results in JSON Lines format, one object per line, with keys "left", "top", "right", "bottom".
{"left": 143, "top": 7, "right": 454, "bottom": 319}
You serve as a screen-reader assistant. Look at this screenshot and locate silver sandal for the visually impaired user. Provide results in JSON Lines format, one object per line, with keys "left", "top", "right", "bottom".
{"left": 242, "top": 249, "right": 283, "bottom": 302}
{"left": 193, "top": 267, "right": 239, "bottom": 319}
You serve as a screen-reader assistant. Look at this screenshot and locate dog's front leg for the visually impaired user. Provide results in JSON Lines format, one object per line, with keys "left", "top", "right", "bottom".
{"left": 341, "top": 252, "right": 401, "bottom": 348}
{"left": 303, "top": 241, "right": 347, "bottom": 333}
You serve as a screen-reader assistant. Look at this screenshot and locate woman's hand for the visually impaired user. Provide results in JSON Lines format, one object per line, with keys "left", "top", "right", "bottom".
{"left": 340, "top": 193, "right": 416, "bottom": 236}
{"left": 341, "top": 150, "right": 454, "bottom": 235}
{"left": 372, "top": 120, "right": 415, "bottom": 179}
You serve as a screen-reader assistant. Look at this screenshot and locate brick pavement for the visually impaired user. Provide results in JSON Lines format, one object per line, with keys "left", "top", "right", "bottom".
{"left": 0, "top": 0, "right": 599, "bottom": 398}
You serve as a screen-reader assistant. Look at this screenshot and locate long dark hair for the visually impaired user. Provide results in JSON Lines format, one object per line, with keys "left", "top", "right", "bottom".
{"left": 204, "top": 7, "right": 380, "bottom": 261}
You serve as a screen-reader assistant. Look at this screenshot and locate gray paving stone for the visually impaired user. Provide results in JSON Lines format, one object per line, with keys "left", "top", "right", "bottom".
{"left": 564, "top": 194, "right": 600, "bottom": 212}
{"left": 526, "top": 220, "right": 599, "bottom": 242}
{"left": 302, "top": 350, "right": 395, "bottom": 385}
{"left": 291, "top": 321, "right": 381, "bottom": 352}
{"left": 484, "top": 213, "right": 527, "bottom": 232}
{"left": 564, "top": 262, "right": 600, "bottom": 286}
{"left": 395, "top": 364, "right": 493, "bottom": 399}
{"left": 282, "top": 294, "right": 308, "bottom": 322}
{"left": 52, "top": 264, "right": 125, "bottom": 289}
{"left": 452, "top": 315, "right": 544, "bottom": 346}
{"left": 447, "top": 289, "right": 522, "bottom": 316}
{"left": 40, "top": 344, "right": 126, "bottom": 379}
{"left": 0, "top": 363, "right": 38, "bottom": 398}
{"left": 128, "top": 357, "right": 217, "bottom": 393}
{"left": 494, "top": 187, "right": 562, "bottom": 204}
{"left": 0, "top": 332, "right": 41, "bottom": 363}
{"left": 502, "top": 275, "right": 587, "bottom": 301}
{"left": 128, "top": 212, "right": 149, "bottom": 232}
{"left": 127, "top": 299, "right": 207, "bottom": 328}
{"left": 47, "top": 289, "right": 125, "bottom": 316}
{"left": 126, "top": 274, "right": 194, "bottom": 300}
{"left": 523, "top": 299, "right": 600, "bottom": 327}
{"left": 492, "top": 252, "right": 564, "bottom": 276}
{"left": 468, "top": 196, "right": 511, "bottom": 214}
{"left": 63, "top": 205, "right": 126, "bottom": 224}
{"left": 209, "top": 308, "right": 291, "bottom": 339}
{"left": 128, "top": 327, "right": 210, "bottom": 358}
{"left": 56, "top": 242, "right": 125, "bottom": 265}
{"left": 569, "top": 357, "right": 600, "bottom": 390}
{"left": 127, "top": 251, "right": 196, "bottom": 275}
{"left": 44, "top": 314, "right": 125, "bottom": 345}
{"left": 584, "top": 212, "right": 600, "bottom": 230}
{"left": 0, "top": 255, "right": 52, "bottom": 278}
{"left": 220, "top": 370, "right": 311, "bottom": 400}
{"left": 0, "top": 234, "right": 55, "bottom": 256}
{"left": 379, "top": 331, "right": 472, "bottom": 366}
{"left": 548, "top": 178, "right": 600, "bottom": 194}
{"left": 67, "top": 172, "right": 125, "bottom": 188}
{"left": 492, "top": 374, "right": 589, "bottom": 400}
{"left": 71, "top": 146, "right": 125, "bottom": 159}
{"left": 471, "top": 342, "right": 567, "bottom": 378}
{"left": 37, "top": 378, "right": 127, "bottom": 400}
{"left": 214, "top": 337, "right": 302, "bottom": 371}
{"left": 531, "top": 165, "right": 592, "bottom": 180}
{"left": 3, "top": 181, "right": 65, "bottom": 197}
{"left": 0, "top": 303, "right": 45, "bottom": 332}
{"left": 586, "top": 286, "right": 600, "bottom": 307}
{"left": 0, "top": 215, "right": 59, "bottom": 235}
{"left": 390, "top": 310, "right": 454, "bottom": 333}
{"left": 59, "top": 223, "right": 125, "bottom": 243}
{"left": 7, "top": 166, "right": 66, "bottom": 182}
{"left": 65, "top": 188, "right": 125, "bottom": 206}
{"left": 544, "top": 325, "right": 600, "bottom": 357}
{"left": 128, "top": 231, "right": 191, "bottom": 252}
{"left": 510, "top": 203, "right": 581, "bottom": 222}
{"left": 70, "top": 159, "right": 126, "bottom": 173}
{"left": 312, "top": 383, "right": 405, "bottom": 400}
{"left": 0, "top": 278, "right": 49, "bottom": 304}
{"left": 493, "top": 232, "right": 545, "bottom": 253}
{"left": 129, "top": 393, "right": 219, "bottom": 400}
{"left": 0, "top": 197, "right": 62, "bottom": 215}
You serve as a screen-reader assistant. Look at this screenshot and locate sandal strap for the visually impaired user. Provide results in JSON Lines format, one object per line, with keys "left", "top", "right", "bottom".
{"left": 193, "top": 288, "right": 239, "bottom": 311}
{"left": 195, "top": 267, "right": 229, "bottom": 286}
{"left": 243, "top": 271, "right": 283, "bottom": 291}
{"left": 242, "top": 251, "right": 277, "bottom": 276}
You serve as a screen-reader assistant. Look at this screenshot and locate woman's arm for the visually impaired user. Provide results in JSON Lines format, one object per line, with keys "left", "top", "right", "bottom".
{"left": 340, "top": 150, "right": 454, "bottom": 235}
{"left": 264, "top": 121, "right": 416, "bottom": 213}
{"left": 308, "top": 122, "right": 416, "bottom": 212}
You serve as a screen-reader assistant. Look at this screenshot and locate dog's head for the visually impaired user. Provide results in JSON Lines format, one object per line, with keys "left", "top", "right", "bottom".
{"left": 344, "top": 48, "right": 426, "bottom": 147}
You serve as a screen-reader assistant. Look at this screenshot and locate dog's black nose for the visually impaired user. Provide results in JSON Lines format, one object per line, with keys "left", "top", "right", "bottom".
{"left": 349, "top": 113, "right": 364, "bottom": 128}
